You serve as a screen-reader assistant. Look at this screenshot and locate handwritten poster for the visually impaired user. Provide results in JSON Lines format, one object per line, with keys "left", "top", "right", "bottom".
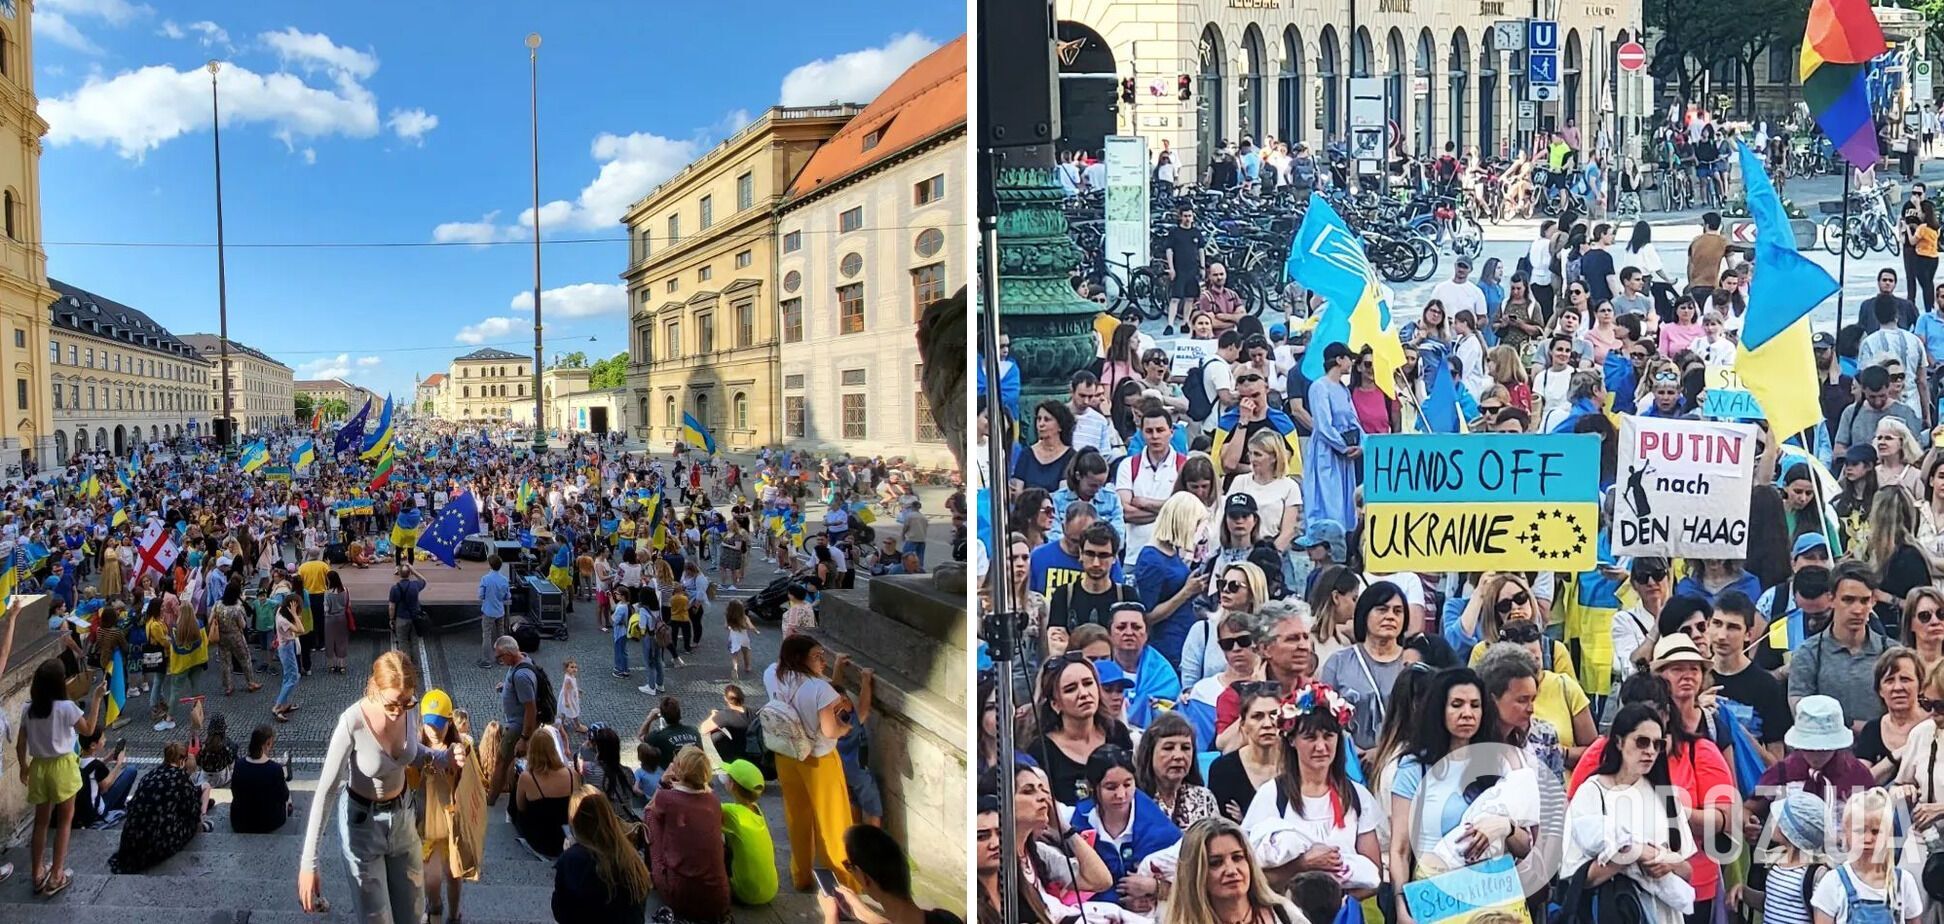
{"left": 1156, "top": 337, "right": 1214, "bottom": 378}
{"left": 1615, "top": 415, "right": 1756, "bottom": 558}
{"left": 1361, "top": 433, "right": 1600, "bottom": 571}
{"left": 1400, "top": 855, "right": 1532, "bottom": 924}
{"left": 1702, "top": 365, "right": 1764, "bottom": 420}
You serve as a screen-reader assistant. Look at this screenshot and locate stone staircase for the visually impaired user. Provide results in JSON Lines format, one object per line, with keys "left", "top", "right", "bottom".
{"left": 0, "top": 773, "right": 818, "bottom": 923}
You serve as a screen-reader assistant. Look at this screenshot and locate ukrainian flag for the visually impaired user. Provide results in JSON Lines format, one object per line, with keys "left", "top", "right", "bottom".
{"left": 111, "top": 499, "right": 128, "bottom": 528}
{"left": 360, "top": 395, "right": 395, "bottom": 461}
{"left": 680, "top": 412, "right": 717, "bottom": 454}
{"left": 292, "top": 439, "right": 316, "bottom": 471}
{"left": 114, "top": 466, "right": 132, "bottom": 494}
{"left": 80, "top": 472, "right": 100, "bottom": 498}
{"left": 238, "top": 441, "right": 269, "bottom": 473}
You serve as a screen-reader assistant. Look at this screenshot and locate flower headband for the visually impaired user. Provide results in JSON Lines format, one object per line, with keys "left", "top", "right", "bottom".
{"left": 1275, "top": 681, "right": 1355, "bottom": 737}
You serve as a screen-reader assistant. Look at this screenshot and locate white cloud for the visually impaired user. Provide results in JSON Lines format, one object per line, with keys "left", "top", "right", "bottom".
{"left": 42, "top": 59, "right": 381, "bottom": 160}
{"left": 778, "top": 32, "right": 938, "bottom": 106}
{"left": 156, "top": 20, "right": 181, "bottom": 39}
{"left": 260, "top": 27, "right": 377, "bottom": 80}
{"left": 432, "top": 211, "right": 507, "bottom": 244}
{"left": 355, "top": 356, "right": 381, "bottom": 368}
{"left": 301, "top": 147, "right": 315, "bottom": 165}
{"left": 508, "top": 283, "right": 626, "bottom": 320}
{"left": 38, "top": 13, "right": 103, "bottom": 54}
{"left": 386, "top": 107, "right": 437, "bottom": 144}
{"left": 455, "top": 317, "right": 525, "bottom": 345}
{"left": 187, "top": 20, "right": 229, "bottom": 49}
{"left": 38, "top": 0, "right": 152, "bottom": 55}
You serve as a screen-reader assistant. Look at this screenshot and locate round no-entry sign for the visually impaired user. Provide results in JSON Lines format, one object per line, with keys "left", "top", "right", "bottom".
{"left": 1618, "top": 41, "right": 1646, "bottom": 72}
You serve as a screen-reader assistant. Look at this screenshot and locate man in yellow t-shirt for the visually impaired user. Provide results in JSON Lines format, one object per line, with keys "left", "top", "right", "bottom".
{"left": 296, "top": 552, "right": 330, "bottom": 674}
{"left": 720, "top": 759, "right": 778, "bottom": 906}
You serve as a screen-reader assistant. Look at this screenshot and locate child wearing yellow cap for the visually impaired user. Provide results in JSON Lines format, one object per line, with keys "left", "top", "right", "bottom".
{"left": 719, "top": 759, "right": 777, "bottom": 906}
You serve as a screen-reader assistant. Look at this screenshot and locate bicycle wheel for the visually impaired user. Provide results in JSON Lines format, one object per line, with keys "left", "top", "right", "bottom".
{"left": 1372, "top": 240, "right": 1416, "bottom": 283}
{"left": 1452, "top": 217, "right": 1485, "bottom": 261}
{"left": 1846, "top": 217, "right": 1870, "bottom": 259}
{"left": 1823, "top": 216, "right": 1847, "bottom": 256}
{"left": 1883, "top": 220, "right": 1902, "bottom": 256}
{"left": 1126, "top": 267, "right": 1167, "bottom": 321}
{"left": 1410, "top": 236, "right": 1440, "bottom": 282}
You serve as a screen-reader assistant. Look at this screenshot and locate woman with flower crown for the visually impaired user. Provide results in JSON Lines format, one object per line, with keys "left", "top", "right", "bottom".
{"left": 1239, "top": 681, "right": 1384, "bottom": 897}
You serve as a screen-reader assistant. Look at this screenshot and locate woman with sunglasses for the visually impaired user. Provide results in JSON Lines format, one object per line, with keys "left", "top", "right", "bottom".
{"left": 1903, "top": 588, "right": 1944, "bottom": 678}
{"left": 1639, "top": 367, "right": 1689, "bottom": 419}
{"left": 1208, "top": 685, "right": 1287, "bottom": 823}
{"left": 1071, "top": 745, "right": 1182, "bottom": 914}
{"left": 1009, "top": 488, "right": 1055, "bottom": 552}
{"left": 1029, "top": 653, "right": 1133, "bottom": 804}
{"left": 1860, "top": 490, "right": 1940, "bottom": 637}
{"left": 1135, "top": 712, "right": 1221, "bottom": 828}
{"left": 1890, "top": 659, "right": 1944, "bottom": 861}
{"left": 1855, "top": 647, "right": 1928, "bottom": 784}
{"left": 1561, "top": 703, "right": 1694, "bottom": 924}
{"left": 1452, "top": 573, "right": 1575, "bottom": 675}
{"left": 1349, "top": 351, "right": 1401, "bottom": 436}
{"left": 1319, "top": 581, "right": 1411, "bottom": 756}
{"left": 1242, "top": 685, "right": 1382, "bottom": 896}
{"left": 1183, "top": 561, "right": 1266, "bottom": 688}
{"left": 297, "top": 650, "right": 457, "bottom": 919}
{"left": 1186, "top": 613, "right": 1264, "bottom": 748}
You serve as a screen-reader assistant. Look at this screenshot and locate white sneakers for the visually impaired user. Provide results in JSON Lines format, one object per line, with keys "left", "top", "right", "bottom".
{"left": 637, "top": 683, "right": 659, "bottom": 695}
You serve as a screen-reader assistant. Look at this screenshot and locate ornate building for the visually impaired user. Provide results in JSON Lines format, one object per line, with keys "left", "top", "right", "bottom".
{"left": 46, "top": 280, "right": 212, "bottom": 461}
{"left": 0, "top": 0, "right": 60, "bottom": 471}
{"left": 445, "top": 347, "right": 535, "bottom": 422}
{"left": 174, "top": 334, "right": 295, "bottom": 436}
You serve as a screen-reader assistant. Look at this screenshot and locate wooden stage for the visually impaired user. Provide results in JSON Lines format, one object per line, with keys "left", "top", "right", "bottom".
{"left": 339, "top": 559, "right": 498, "bottom": 629}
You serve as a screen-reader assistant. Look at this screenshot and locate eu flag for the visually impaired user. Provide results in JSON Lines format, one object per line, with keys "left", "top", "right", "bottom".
{"left": 418, "top": 491, "right": 481, "bottom": 568}
{"left": 333, "top": 398, "right": 373, "bottom": 457}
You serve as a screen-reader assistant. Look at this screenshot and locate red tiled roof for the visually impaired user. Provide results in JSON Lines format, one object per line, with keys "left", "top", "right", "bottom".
{"left": 786, "top": 35, "right": 966, "bottom": 199}
{"left": 422, "top": 374, "right": 446, "bottom": 387}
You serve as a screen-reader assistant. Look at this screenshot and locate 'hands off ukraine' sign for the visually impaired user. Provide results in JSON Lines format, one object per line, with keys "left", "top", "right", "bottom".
{"left": 1362, "top": 433, "right": 1600, "bottom": 572}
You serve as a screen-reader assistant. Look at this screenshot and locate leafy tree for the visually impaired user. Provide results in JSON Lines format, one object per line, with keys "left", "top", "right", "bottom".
{"left": 589, "top": 352, "right": 630, "bottom": 390}
{"left": 294, "top": 393, "right": 314, "bottom": 422}
{"left": 1647, "top": 0, "right": 1773, "bottom": 104}
{"left": 318, "top": 397, "right": 349, "bottom": 421}
{"left": 554, "top": 351, "right": 588, "bottom": 369}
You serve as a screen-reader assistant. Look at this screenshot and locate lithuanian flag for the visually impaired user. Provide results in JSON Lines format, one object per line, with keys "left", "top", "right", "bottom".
{"left": 368, "top": 444, "right": 396, "bottom": 490}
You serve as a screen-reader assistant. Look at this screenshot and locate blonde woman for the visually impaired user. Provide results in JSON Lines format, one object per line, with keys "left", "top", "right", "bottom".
{"left": 1225, "top": 431, "right": 1302, "bottom": 554}
{"left": 1875, "top": 418, "right": 1926, "bottom": 496}
{"left": 1456, "top": 572, "right": 1576, "bottom": 674}
{"left": 1917, "top": 452, "right": 1944, "bottom": 555}
{"left": 1135, "top": 492, "right": 1211, "bottom": 667}
{"left": 1182, "top": 561, "right": 1270, "bottom": 689}
{"left": 298, "top": 650, "right": 456, "bottom": 919}
{"left": 1863, "top": 490, "right": 1944, "bottom": 614}
{"left": 514, "top": 726, "right": 580, "bottom": 859}
{"left": 1904, "top": 589, "right": 1944, "bottom": 677}
{"left": 1161, "top": 816, "right": 1302, "bottom": 924}
{"left": 644, "top": 748, "right": 731, "bottom": 919}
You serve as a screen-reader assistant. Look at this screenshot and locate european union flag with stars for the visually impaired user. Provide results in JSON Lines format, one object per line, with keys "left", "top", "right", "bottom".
{"left": 419, "top": 491, "right": 481, "bottom": 568}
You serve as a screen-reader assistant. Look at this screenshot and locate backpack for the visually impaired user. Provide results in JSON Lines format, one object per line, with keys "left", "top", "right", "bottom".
{"left": 760, "top": 675, "right": 818, "bottom": 760}
{"left": 513, "top": 662, "right": 558, "bottom": 727}
{"left": 1183, "top": 358, "right": 1218, "bottom": 422}
{"left": 1126, "top": 449, "right": 1187, "bottom": 485}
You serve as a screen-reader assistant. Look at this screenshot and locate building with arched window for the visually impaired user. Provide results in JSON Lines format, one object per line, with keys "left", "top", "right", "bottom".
{"left": 1054, "top": 0, "right": 1640, "bottom": 174}
{"left": 0, "top": 1, "right": 60, "bottom": 471}
{"left": 438, "top": 347, "right": 535, "bottom": 423}
{"left": 175, "top": 333, "right": 294, "bottom": 437}
{"left": 775, "top": 36, "right": 961, "bottom": 471}
{"left": 47, "top": 280, "right": 213, "bottom": 461}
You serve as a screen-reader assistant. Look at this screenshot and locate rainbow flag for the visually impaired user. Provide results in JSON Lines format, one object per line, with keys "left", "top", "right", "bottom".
{"left": 1799, "top": 0, "right": 1886, "bottom": 168}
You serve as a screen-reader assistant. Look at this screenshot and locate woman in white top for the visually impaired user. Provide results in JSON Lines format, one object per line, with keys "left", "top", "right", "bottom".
{"left": 1452, "top": 310, "right": 1492, "bottom": 399}
{"left": 18, "top": 651, "right": 105, "bottom": 898}
{"left": 297, "top": 650, "right": 456, "bottom": 919}
{"left": 1526, "top": 220, "right": 1559, "bottom": 309}
{"left": 1532, "top": 334, "right": 1578, "bottom": 431}
{"left": 1873, "top": 417, "right": 1926, "bottom": 497}
{"left": 1893, "top": 658, "right": 1944, "bottom": 881}
{"left": 1241, "top": 686, "right": 1382, "bottom": 896}
{"left": 1225, "top": 431, "right": 1301, "bottom": 553}
{"left": 1562, "top": 704, "right": 1694, "bottom": 924}
{"left": 1697, "top": 312, "right": 1739, "bottom": 367}
{"left": 763, "top": 634, "right": 860, "bottom": 891}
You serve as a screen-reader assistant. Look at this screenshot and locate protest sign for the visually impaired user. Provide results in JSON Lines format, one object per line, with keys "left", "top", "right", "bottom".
{"left": 1155, "top": 337, "right": 1213, "bottom": 378}
{"left": 1702, "top": 366, "right": 1764, "bottom": 420}
{"left": 1399, "top": 855, "right": 1531, "bottom": 924}
{"left": 1614, "top": 415, "right": 1757, "bottom": 558}
{"left": 263, "top": 465, "right": 292, "bottom": 483}
{"left": 1362, "top": 433, "right": 1600, "bottom": 571}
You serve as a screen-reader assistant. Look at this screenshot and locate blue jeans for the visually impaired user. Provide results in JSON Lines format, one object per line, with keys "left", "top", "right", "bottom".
{"left": 276, "top": 641, "right": 299, "bottom": 709}
{"left": 639, "top": 633, "right": 664, "bottom": 689}
{"left": 612, "top": 632, "right": 629, "bottom": 674}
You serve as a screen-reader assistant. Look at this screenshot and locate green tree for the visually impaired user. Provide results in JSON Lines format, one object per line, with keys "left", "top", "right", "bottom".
{"left": 589, "top": 352, "right": 629, "bottom": 389}
{"left": 554, "top": 351, "right": 588, "bottom": 369}
{"left": 1647, "top": 0, "right": 1771, "bottom": 104}
{"left": 294, "top": 393, "right": 314, "bottom": 422}
{"left": 318, "top": 397, "right": 349, "bottom": 421}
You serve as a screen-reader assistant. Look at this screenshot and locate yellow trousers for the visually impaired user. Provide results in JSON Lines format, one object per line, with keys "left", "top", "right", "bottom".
{"left": 774, "top": 749, "right": 858, "bottom": 891}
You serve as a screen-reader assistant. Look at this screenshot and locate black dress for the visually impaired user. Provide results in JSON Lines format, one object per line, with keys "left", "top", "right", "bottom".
{"left": 552, "top": 843, "right": 647, "bottom": 924}
{"left": 229, "top": 757, "right": 291, "bottom": 833}
{"left": 1206, "top": 751, "right": 1272, "bottom": 820}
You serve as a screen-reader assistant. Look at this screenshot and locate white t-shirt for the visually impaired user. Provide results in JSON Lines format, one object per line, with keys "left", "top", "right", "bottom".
{"left": 1526, "top": 237, "right": 1556, "bottom": 286}
{"left": 1563, "top": 777, "right": 1696, "bottom": 924}
{"left": 763, "top": 665, "right": 841, "bottom": 758}
{"left": 1365, "top": 571, "right": 1425, "bottom": 609}
{"left": 1430, "top": 280, "right": 1487, "bottom": 321}
{"left": 1228, "top": 474, "right": 1302, "bottom": 542}
{"left": 21, "top": 699, "right": 82, "bottom": 760}
{"left": 1810, "top": 864, "right": 1923, "bottom": 924}
{"left": 1114, "top": 449, "right": 1186, "bottom": 564}
{"left": 1201, "top": 357, "right": 1235, "bottom": 431}
{"left": 1240, "top": 781, "right": 1381, "bottom": 886}
{"left": 1617, "top": 244, "right": 1665, "bottom": 281}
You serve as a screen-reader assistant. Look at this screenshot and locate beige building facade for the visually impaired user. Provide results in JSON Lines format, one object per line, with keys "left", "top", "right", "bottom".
{"left": 778, "top": 38, "right": 964, "bottom": 471}
{"left": 296, "top": 378, "right": 379, "bottom": 419}
{"left": 1057, "top": 0, "right": 1641, "bottom": 171}
{"left": 0, "top": 1, "right": 61, "bottom": 471}
{"left": 446, "top": 347, "right": 535, "bottom": 422}
{"left": 47, "top": 280, "right": 213, "bottom": 461}
{"left": 416, "top": 373, "right": 444, "bottom": 418}
{"left": 623, "top": 105, "right": 863, "bottom": 452}
{"left": 175, "top": 334, "right": 295, "bottom": 436}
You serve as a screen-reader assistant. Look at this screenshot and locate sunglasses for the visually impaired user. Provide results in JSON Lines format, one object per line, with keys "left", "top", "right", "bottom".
{"left": 1478, "top": 404, "right": 1506, "bottom": 415}
{"left": 380, "top": 695, "right": 420, "bottom": 716}
{"left": 1235, "top": 374, "right": 1265, "bottom": 384}
{"left": 1627, "top": 734, "right": 1666, "bottom": 753}
{"left": 1221, "top": 579, "right": 1249, "bottom": 594}
{"left": 1217, "top": 635, "right": 1254, "bottom": 652}
{"left": 1494, "top": 590, "right": 1532, "bottom": 615}
{"left": 1634, "top": 569, "right": 1669, "bottom": 583}
{"left": 1038, "top": 651, "right": 1093, "bottom": 674}
{"left": 1233, "top": 680, "right": 1281, "bottom": 698}
{"left": 1918, "top": 608, "right": 1942, "bottom": 624}
{"left": 1924, "top": 697, "right": 1944, "bottom": 714}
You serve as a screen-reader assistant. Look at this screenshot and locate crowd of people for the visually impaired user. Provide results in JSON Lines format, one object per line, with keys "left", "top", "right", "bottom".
{"left": 0, "top": 422, "right": 958, "bottom": 923}
{"left": 977, "top": 128, "right": 1944, "bottom": 923}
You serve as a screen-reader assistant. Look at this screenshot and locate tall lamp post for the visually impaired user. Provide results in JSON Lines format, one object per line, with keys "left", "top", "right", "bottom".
{"left": 209, "top": 59, "right": 233, "bottom": 455}
{"left": 527, "top": 32, "right": 545, "bottom": 454}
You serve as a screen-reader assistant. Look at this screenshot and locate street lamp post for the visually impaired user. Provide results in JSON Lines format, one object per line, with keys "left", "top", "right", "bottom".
{"left": 527, "top": 32, "right": 545, "bottom": 454}
{"left": 209, "top": 59, "right": 233, "bottom": 455}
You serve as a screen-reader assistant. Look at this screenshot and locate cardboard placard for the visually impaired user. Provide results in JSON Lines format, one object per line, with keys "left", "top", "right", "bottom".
{"left": 1614, "top": 415, "right": 1757, "bottom": 558}
{"left": 1362, "top": 434, "right": 1600, "bottom": 571}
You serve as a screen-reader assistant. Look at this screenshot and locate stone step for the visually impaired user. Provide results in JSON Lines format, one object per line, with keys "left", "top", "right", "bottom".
{"left": 9, "top": 826, "right": 562, "bottom": 887}
{"left": 0, "top": 872, "right": 558, "bottom": 921}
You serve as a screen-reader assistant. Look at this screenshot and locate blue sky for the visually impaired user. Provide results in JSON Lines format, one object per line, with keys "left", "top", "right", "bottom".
{"left": 30, "top": 0, "right": 962, "bottom": 398}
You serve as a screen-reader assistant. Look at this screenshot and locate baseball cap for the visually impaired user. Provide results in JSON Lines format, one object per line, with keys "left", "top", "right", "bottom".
{"left": 1224, "top": 494, "right": 1258, "bottom": 519}
{"left": 1269, "top": 324, "right": 1288, "bottom": 341}
{"left": 724, "top": 759, "right": 766, "bottom": 795}
{"left": 1812, "top": 332, "right": 1836, "bottom": 350}
{"left": 1092, "top": 659, "right": 1134, "bottom": 689}
{"left": 1792, "top": 533, "right": 1832, "bottom": 559}
{"left": 1293, "top": 519, "right": 1348, "bottom": 561}
{"left": 420, "top": 689, "right": 454, "bottom": 731}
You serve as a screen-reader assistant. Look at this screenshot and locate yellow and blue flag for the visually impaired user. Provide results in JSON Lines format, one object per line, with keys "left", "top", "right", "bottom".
{"left": 680, "top": 412, "right": 717, "bottom": 454}
{"left": 1288, "top": 194, "right": 1405, "bottom": 397}
{"left": 361, "top": 395, "right": 395, "bottom": 461}
{"left": 80, "top": 472, "right": 100, "bottom": 498}
{"left": 111, "top": 498, "right": 129, "bottom": 528}
{"left": 238, "top": 440, "right": 269, "bottom": 473}
{"left": 1732, "top": 141, "right": 1837, "bottom": 441}
{"left": 292, "top": 439, "right": 316, "bottom": 471}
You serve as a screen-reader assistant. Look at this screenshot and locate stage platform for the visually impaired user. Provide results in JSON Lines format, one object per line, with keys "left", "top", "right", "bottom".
{"left": 340, "top": 559, "right": 499, "bottom": 631}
